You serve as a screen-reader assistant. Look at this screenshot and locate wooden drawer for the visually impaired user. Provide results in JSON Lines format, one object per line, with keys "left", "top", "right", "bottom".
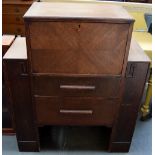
{"left": 3, "top": 14, "right": 24, "bottom": 24}
{"left": 33, "top": 76, "right": 121, "bottom": 98}
{"left": 35, "top": 96, "right": 119, "bottom": 126}
{"left": 29, "top": 22, "right": 129, "bottom": 75}
{"left": 3, "top": 24, "right": 25, "bottom": 35}
{"left": 3, "top": 4, "right": 30, "bottom": 14}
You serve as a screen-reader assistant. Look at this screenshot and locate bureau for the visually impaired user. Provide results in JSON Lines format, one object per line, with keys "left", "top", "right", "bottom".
{"left": 2, "top": 0, "right": 34, "bottom": 36}
{"left": 3, "top": 2, "right": 150, "bottom": 153}
{"left": 24, "top": 2, "right": 134, "bottom": 128}
{"left": 3, "top": 37, "right": 150, "bottom": 152}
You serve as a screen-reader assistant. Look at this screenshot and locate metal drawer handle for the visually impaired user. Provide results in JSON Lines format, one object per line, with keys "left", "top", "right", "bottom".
{"left": 60, "top": 85, "right": 95, "bottom": 90}
{"left": 60, "top": 109, "right": 93, "bottom": 115}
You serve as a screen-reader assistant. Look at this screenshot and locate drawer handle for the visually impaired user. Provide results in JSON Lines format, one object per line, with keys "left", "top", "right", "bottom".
{"left": 60, "top": 85, "right": 95, "bottom": 90}
{"left": 60, "top": 110, "right": 93, "bottom": 115}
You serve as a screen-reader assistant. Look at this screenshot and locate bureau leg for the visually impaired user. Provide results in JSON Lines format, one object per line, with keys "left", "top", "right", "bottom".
{"left": 108, "top": 62, "right": 150, "bottom": 152}
{"left": 108, "top": 105, "right": 137, "bottom": 152}
{"left": 17, "top": 140, "right": 40, "bottom": 152}
{"left": 3, "top": 61, "right": 40, "bottom": 152}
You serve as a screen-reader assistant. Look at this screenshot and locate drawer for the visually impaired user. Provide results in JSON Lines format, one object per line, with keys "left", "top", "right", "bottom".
{"left": 3, "top": 14, "right": 24, "bottom": 24}
{"left": 29, "top": 22, "right": 129, "bottom": 75}
{"left": 35, "top": 96, "right": 119, "bottom": 126}
{"left": 33, "top": 76, "right": 121, "bottom": 98}
{"left": 3, "top": 4, "right": 30, "bottom": 14}
{"left": 3, "top": 24, "right": 25, "bottom": 35}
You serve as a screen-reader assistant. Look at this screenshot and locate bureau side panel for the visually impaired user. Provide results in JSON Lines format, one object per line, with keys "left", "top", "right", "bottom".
{"left": 3, "top": 60, "right": 40, "bottom": 152}
{"left": 109, "top": 62, "right": 150, "bottom": 152}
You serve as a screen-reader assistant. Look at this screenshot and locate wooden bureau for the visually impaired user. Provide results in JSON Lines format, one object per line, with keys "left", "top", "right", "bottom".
{"left": 3, "top": 37, "right": 150, "bottom": 152}
{"left": 2, "top": 0, "right": 34, "bottom": 36}
{"left": 3, "top": 2, "right": 150, "bottom": 153}
{"left": 24, "top": 2, "right": 134, "bottom": 128}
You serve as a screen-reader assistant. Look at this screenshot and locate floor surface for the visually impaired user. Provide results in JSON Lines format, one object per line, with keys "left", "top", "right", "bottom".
{"left": 2, "top": 118, "right": 152, "bottom": 155}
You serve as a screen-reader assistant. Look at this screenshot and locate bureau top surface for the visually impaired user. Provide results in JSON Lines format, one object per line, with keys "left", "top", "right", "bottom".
{"left": 2, "top": 35, "right": 15, "bottom": 46}
{"left": 24, "top": 2, "right": 134, "bottom": 22}
{"left": 3, "top": 37, "right": 27, "bottom": 60}
{"left": 128, "top": 39, "right": 150, "bottom": 62}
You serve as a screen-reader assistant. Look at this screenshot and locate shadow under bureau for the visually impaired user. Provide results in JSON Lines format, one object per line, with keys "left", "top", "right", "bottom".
{"left": 3, "top": 2, "right": 150, "bottom": 152}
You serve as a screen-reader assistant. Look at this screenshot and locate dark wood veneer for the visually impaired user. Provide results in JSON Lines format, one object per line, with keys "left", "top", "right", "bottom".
{"left": 3, "top": 60, "right": 40, "bottom": 151}
{"left": 29, "top": 22, "right": 130, "bottom": 75}
{"left": 109, "top": 62, "right": 150, "bottom": 152}
{"left": 33, "top": 76, "right": 121, "bottom": 98}
{"left": 2, "top": 0, "right": 34, "bottom": 36}
{"left": 3, "top": 37, "right": 150, "bottom": 152}
{"left": 3, "top": 2, "right": 150, "bottom": 153}
{"left": 35, "top": 96, "right": 119, "bottom": 126}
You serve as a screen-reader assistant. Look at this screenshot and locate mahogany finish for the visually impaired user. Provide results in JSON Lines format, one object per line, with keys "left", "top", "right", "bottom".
{"left": 24, "top": 5, "right": 134, "bottom": 144}
{"left": 24, "top": 2, "right": 134, "bottom": 76}
{"left": 3, "top": 37, "right": 150, "bottom": 152}
{"left": 3, "top": 38, "right": 39, "bottom": 151}
{"left": 33, "top": 76, "right": 121, "bottom": 98}
{"left": 109, "top": 62, "right": 150, "bottom": 152}
{"left": 3, "top": 60, "right": 39, "bottom": 151}
{"left": 2, "top": 0, "right": 34, "bottom": 36}
{"left": 29, "top": 22, "right": 130, "bottom": 75}
{"left": 35, "top": 96, "right": 119, "bottom": 126}
{"left": 3, "top": 2, "right": 150, "bottom": 153}
{"left": 2, "top": 35, "right": 15, "bottom": 135}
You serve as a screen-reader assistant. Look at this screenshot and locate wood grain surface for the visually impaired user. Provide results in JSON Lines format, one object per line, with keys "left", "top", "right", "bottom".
{"left": 24, "top": 2, "right": 134, "bottom": 23}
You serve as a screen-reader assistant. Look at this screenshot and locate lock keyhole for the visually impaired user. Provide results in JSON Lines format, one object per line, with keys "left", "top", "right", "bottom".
{"left": 77, "top": 24, "right": 81, "bottom": 31}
